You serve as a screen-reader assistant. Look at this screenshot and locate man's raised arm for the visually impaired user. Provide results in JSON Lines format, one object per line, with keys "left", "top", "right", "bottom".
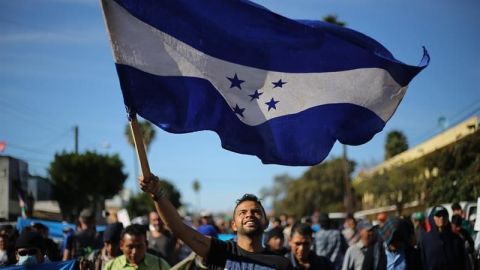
{"left": 139, "top": 174, "right": 212, "bottom": 258}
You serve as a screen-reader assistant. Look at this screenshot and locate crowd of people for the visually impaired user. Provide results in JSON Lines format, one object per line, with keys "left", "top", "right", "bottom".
{"left": 0, "top": 175, "right": 479, "bottom": 270}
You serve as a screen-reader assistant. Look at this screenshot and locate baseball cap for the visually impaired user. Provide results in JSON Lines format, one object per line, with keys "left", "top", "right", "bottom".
{"left": 431, "top": 206, "right": 448, "bottom": 217}
{"left": 16, "top": 231, "right": 44, "bottom": 250}
{"left": 357, "top": 221, "right": 374, "bottom": 231}
{"left": 197, "top": 225, "right": 218, "bottom": 238}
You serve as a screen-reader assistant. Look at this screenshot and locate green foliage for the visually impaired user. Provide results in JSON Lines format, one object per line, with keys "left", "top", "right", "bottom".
{"left": 384, "top": 130, "right": 409, "bottom": 160}
{"left": 48, "top": 151, "right": 127, "bottom": 221}
{"left": 323, "top": 14, "right": 346, "bottom": 27}
{"left": 126, "top": 178, "right": 182, "bottom": 217}
{"left": 271, "top": 158, "right": 355, "bottom": 217}
{"left": 124, "top": 120, "right": 156, "bottom": 152}
{"left": 357, "top": 130, "right": 480, "bottom": 211}
{"left": 424, "top": 130, "right": 480, "bottom": 204}
{"left": 260, "top": 174, "right": 294, "bottom": 214}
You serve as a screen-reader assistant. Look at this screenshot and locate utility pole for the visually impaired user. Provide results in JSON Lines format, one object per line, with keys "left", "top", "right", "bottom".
{"left": 343, "top": 144, "right": 354, "bottom": 214}
{"left": 74, "top": 125, "right": 79, "bottom": 153}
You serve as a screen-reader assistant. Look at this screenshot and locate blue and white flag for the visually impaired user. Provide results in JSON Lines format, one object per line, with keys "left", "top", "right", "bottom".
{"left": 101, "top": 0, "right": 429, "bottom": 166}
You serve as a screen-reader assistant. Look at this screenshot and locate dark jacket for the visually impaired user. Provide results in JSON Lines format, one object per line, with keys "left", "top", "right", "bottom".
{"left": 419, "top": 205, "right": 466, "bottom": 270}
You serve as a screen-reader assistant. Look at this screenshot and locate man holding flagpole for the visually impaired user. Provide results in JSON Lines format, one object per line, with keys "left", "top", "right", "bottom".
{"left": 139, "top": 174, "right": 293, "bottom": 270}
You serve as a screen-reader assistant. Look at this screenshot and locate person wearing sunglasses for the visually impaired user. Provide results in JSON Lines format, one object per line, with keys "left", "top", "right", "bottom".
{"left": 15, "top": 230, "right": 48, "bottom": 266}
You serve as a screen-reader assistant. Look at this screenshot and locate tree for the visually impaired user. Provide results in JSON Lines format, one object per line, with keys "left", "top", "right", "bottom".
{"left": 323, "top": 14, "right": 346, "bottom": 27}
{"left": 48, "top": 151, "right": 127, "bottom": 221}
{"left": 385, "top": 130, "right": 409, "bottom": 160}
{"left": 192, "top": 179, "right": 201, "bottom": 214}
{"left": 125, "top": 119, "right": 156, "bottom": 152}
{"left": 260, "top": 174, "right": 294, "bottom": 215}
{"left": 277, "top": 158, "right": 355, "bottom": 217}
{"left": 124, "top": 119, "right": 156, "bottom": 180}
{"left": 126, "top": 177, "right": 182, "bottom": 217}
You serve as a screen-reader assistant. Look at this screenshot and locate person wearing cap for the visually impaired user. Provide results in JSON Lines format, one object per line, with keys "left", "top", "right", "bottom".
{"left": 314, "top": 213, "right": 347, "bottom": 270}
{"left": 32, "top": 222, "right": 61, "bottom": 261}
{"left": 341, "top": 221, "right": 374, "bottom": 270}
{"left": 104, "top": 224, "right": 170, "bottom": 270}
{"left": 411, "top": 212, "right": 426, "bottom": 247}
{"left": 286, "top": 223, "right": 333, "bottom": 270}
{"left": 373, "top": 217, "right": 421, "bottom": 270}
{"left": 419, "top": 205, "right": 466, "bottom": 270}
{"left": 15, "top": 230, "right": 48, "bottom": 266}
{"left": 86, "top": 222, "right": 124, "bottom": 270}
{"left": 72, "top": 208, "right": 103, "bottom": 258}
{"left": 264, "top": 227, "right": 288, "bottom": 256}
{"left": 140, "top": 174, "right": 293, "bottom": 270}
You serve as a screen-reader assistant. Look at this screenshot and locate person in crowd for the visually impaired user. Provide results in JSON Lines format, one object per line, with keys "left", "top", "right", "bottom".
{"left": 377, "top": 217, "right": 422, "bottom": 270}
{"left": 264, "top": 227, "right": 288, "bottom": 256}
{"left": 411, "top": 212, "right": 426, "bottom": 246}
{"left": 87, "top": 222, "right": 124, "bottom": 270}
{"left": 0, "top": 227, "right": 17, "bottom": 266}
{"left": 73, "top": 209, "right": 103, "bottom": 258}
{"left": 0, "top": 233, "right": 11, "bottom": 266}
{"left": 199, "top": 212, "right": 221, "bottom": 234}
{"left": 269, "top": 216, "right": 283, "bottom": 230}
{"left": 451, "top": 214, "right": 476, "bottom": 270}
{"left": 171, "top": 225, "right": 218, "bottom": 270}
{"left": 419, "top": 205, "right": 466, "bottom": 270}
{"left": 341, "top": 222, "right": 374, "bottom": 270}
{"left": 283, "top": 216, "right": 297, "bottom": 246}
{"left": 376, "top": 213, "right": 387, "bottom": 228}
{"left": 61, "top": 226, "right": 75, "bottom": 260}
{"left": 15, "top": 230, "right": 49, "bottom": 266}
{"left": 286, "top": 223, "right": 333, "bottom": 270}
{"left": 451, "top": 202, "right": 474, "bottom": 236}
{"left": 147, "top": 211, "right": 177, "bottom": 265}
{"left": 342, "top": 214, "right": 359, "bottom": 246}
{"left": 32, "top": 222, "right": 61, "bottom": 261}
{"left": 104, "top": 224, "right": 170, "bottom": 270}
{"left": 314, "top": 213, "right": 346, "bottom": 270}
{"left": 140, "top": 174, "right": 293, "bottom": 270}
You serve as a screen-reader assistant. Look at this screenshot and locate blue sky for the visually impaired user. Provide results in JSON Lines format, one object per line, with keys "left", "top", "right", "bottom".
{"left": 1, "top": 0, "right": 479, "bottom": 213}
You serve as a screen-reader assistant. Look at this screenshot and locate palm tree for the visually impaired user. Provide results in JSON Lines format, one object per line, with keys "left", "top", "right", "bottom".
{"left": 192, "top": 179, "right": 201, "bottom": 214}
{"left": 125, "top": 120, "right": 156, "bottom": 182}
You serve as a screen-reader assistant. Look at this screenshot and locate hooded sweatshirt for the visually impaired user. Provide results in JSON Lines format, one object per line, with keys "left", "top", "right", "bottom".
{"left": 419, "top": 205, "right": 466, "bottom": 270}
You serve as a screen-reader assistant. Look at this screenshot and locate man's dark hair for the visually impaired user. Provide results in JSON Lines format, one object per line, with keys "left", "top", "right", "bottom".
{"left": 233, "top": 194, "right": 266, "bottom": 218}
{"left": 451, "top": 214, "right": 463, "bottom": 226}
{"left": 451, "top": 202, "right": 462, "bottom": 211}
{"left": 121, "top": 224, "right": 147, "bottom": 239}
{"left": 290, "top": 223, "right": 313, "bottom": 239}
{"left": 32, "top": 223, "right": 48, "bottom": 232}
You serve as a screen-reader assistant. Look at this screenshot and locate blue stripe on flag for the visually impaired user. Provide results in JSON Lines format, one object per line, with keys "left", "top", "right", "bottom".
{"left": 112, "top": 0, "right": 428, "bottom": 86}
{"left": 117, "top": 64, "right": 385, "bottom": 165}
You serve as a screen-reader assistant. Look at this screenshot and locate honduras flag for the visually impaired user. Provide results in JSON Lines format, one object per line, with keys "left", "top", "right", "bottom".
{"left": 101, "top": 0, "right": 429, "bottom": 166}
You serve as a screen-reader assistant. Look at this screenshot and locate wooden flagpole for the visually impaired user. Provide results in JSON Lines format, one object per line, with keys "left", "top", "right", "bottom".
{"left": 129, "top": 114, "right": 151, "bottom": 177}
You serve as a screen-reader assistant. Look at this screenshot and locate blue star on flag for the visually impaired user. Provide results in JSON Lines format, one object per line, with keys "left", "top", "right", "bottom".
{"left": 265, "top": 98, "right": 279, "bottom": 111}
{"left": 248, "top": 90, "right": 263, "bottom": 101}
{"left": 227, "top": 73, "right": 245, "bottom": 89}
{"left": 272, "top": 79, "right": 287, "bottom": 88}
{"left": 232, "top": 104, "right": 245, "bottom": 117}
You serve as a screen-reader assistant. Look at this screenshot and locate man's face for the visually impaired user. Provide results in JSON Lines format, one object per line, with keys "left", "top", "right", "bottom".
{"left": 104, "top": 241, "right": 121, "bottom": 257}
{"left": 231, "top": 200, "right": 266, "bottom": 237}
{"left": 433, "top": 214, "right": 447, "bottom": 228}
{"left": 16, "top": 248, "right": 43, "bottom": 264}
{"left": 120, "top": 234, "right": 147, "bottom": 265}
{"left": 359, "top": 229, "right": 373, "bottom": 246}
{"left": 289, "top": 233, "right": 311, "bottom": 262}
{"left": 267, "top": 236, "right": 284, "bottom": 252}
{"left": 149, "top": 212, "right": 163, "bottom": 232}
